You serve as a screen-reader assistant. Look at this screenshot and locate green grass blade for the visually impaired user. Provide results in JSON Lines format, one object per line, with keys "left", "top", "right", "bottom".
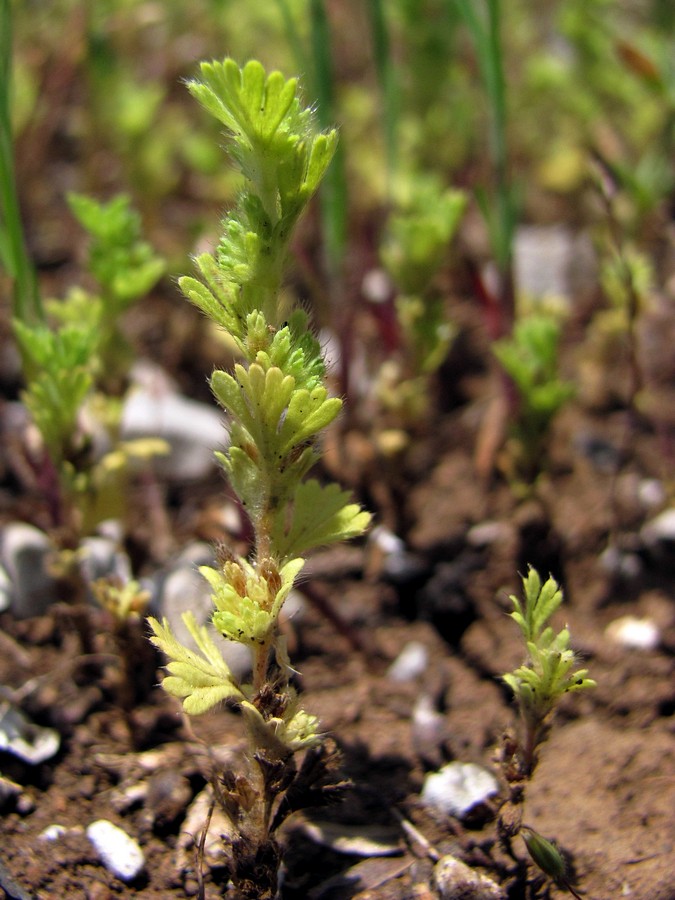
{"left": 0, "top": 0, "right": 42, "bottom": 323}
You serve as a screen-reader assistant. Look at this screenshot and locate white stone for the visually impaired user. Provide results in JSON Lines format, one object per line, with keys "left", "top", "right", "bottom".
{"left": 0, "top": 702, "right": 60, "bottom": 764}
{"left": 39, "top": 824, "right": 70, "bottom": 841}
{"left": 86, "top": 819, "right": 145, "bottom": 882}
{"left": 641, "top": 508, "right": 675, "bottom": 546}
{"left": 387, "top": 641, "right": 428, "bottom": 682}
{"left": 434, "top": 855, "right": 505, "bottom": 899}
{"left": 421, "top": 762, "right": 499, "bottom": 820}
{"left": 121, "top": 362, "right": 225, "bottom": 481}
{"left": 606, "top": 616, "right": 660, "bottom": 651}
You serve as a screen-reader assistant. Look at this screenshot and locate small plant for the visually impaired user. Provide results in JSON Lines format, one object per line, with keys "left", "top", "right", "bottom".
{"left": 148, "top": 58, "right": 371, "bottom": 898}
{"left": 493, "top": 312, "right": 574, "bottom": 485}
{"left": 499, "top": 567, "right": 595, "bottom": 895}
{"left": 375, "top": 173, "right": 466, "bottom": 428}
{"left": 13, "top": 193, "right": 166, "bottom": 552}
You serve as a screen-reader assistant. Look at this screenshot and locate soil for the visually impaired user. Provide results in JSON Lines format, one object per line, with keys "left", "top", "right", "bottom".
{"left": 0, "top": 286, "right": 674, "bottom": 900}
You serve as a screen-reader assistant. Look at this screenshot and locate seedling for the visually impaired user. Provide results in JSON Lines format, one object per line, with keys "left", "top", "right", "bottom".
{"left": 375, "top": 174, "right": 466, "bottom": 428}
{"left": 148, "top": 59, "right": 370, "bottom": 898}
{"left": 12, "top": 194, "right": 165, "bottom": 552}
{"left": 499, "top": 568, "right": 595, "bottom": 894}
{"left": 493, "top": 313, "right": 574, "bottom": 485}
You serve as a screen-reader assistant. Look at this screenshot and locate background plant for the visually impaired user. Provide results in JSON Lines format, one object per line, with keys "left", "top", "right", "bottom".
{"left": 493, "top": 312, "right": 575, "bottom": 486}
{"left": 12, "top": 192, "right": 165, "bottom": 552}
{"left": 148, "top": 58, "right": 371, "bottom": 899}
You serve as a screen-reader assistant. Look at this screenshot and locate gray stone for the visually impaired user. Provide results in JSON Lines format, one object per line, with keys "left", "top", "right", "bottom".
{"left": 433, "top": 855, "right": 505, "bottom": 899}
{"left": 0, "top": 522, "right": 58, "bottom": 618}
{"left": 121, "top": 362, "right": 226, "bottom": 481}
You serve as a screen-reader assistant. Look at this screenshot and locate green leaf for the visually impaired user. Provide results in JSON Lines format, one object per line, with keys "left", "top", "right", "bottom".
{"left": 148, "top": 613, "right": 245, "bottom": 715}
{"left": 271, "top": 479, "right": 371, "bottom": 559}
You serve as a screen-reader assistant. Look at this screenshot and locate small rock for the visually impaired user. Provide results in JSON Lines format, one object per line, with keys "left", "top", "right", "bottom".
{"left": 0, "top": 701, "right": 60, "bottom": 764}
{"left": 39, "top": 824, "right": 70, "bottom": 841}
{"left": 387, "top": 641, "right": 429, "bottom": 682}
{"left": 0, "top": 522, "right": 58, "bottom": 618}
{"left": 433, "top": 855, "right": 505, "bottom": 899}
{"left": 0, "top": 565, "right": 11, "bottom": 613}
{"left": 121, "top": 362, "right": 225, "bottom": 481}
{"left": 641, "top": 508, "right": 675, "bottom": 554}
{"left": 421, "top": 762, "right": 499, "bottom": 821}
{"left": 599, "top": 545, "right": 642, "bottom": 579}
{"left": 80, "top": 536, "right": 132, "bottom": 585}
{"left": 86, "top": 819, "right": 145, "bottom": 882}
{"left": 606, "top": 615, "right": 661, "bottom": 650}
{"left": 637, "top": 478, "right": 666, "bottom": 511}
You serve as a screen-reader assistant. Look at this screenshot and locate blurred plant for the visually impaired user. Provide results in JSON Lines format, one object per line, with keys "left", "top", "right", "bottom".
{"left": 0, "top": 0, "right": 41, "bottom": 323}
{"left": 92, "top": 576, "right": 156, "bottom": 712}
{"left": 148, "top": 58, "right": 370, "bottom": 898}
{"left": 13, "top": 192, "right": 166, "bottom": 551}
{"left": 453, "top": 0, "right": 517, "bottom": 323}
{"left": 498, "top": 568, "right": 594, "bottom": 896}
{"left": 63, "top": 192, "right": 165, "bottom": 386}
{"left": 375, "top": 174, "right": 466, "bottom": 427}
{"left": 493, "top": 312, "right": 574, "bottom": 486}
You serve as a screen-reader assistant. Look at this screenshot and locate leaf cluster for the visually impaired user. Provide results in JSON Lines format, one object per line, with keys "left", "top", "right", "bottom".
{"left": 179, "top": 59, "right": 337, "bottom": 343}
{"left": 13, "top": 319, "right": 97, "bottom": 466}
{"left": 503, "top": 568, "right": 595, "bottom": 729}
{"left": 67, "top": 193, "right": 164, "bottom": 309}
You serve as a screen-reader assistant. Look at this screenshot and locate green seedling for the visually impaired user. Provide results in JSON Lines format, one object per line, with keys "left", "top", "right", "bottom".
{"left": 148, "top": 58, "right": 370, "bottom": 898}
{"left": 493, "top": 312, "right": 574, "bottom": 485}
{"left": 13, "top": 193, "right": 166, "bottom": 552}
{"left": 376, "top": 174, "right": 466, "bottom": 428}
{"left": 64, "top": 192, "right": 165, "bottom": 387}
{"left": 502, "top": 568, "right": 595, "bottom": 776}
{"left": 499, "top": 568, "right": 595, "bottom": 893}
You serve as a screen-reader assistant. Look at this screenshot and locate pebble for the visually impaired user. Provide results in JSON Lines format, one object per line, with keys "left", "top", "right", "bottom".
{"left": 80, "top": 535, "right": 132, "bottom": 585}
{"left": 0, "top": 522, "right": 58, "bottom": 618}
{"left": 599, "top": 545, "right": 642, "bottom": 579}
{"left": 121, "top": 362, "right": 225, "bottom": 481}
{"left": 86, "top": 819, "right": 145, "bottom": 882}
{"left": 606, "top": 615, "right": 661, "bottom": 651}
{"left": 641, "top": 508, "right": 675, "bottom": 552}
{"left": 387, "top": 641, "right": 429, "bottom": 682}
{"left": 0, "top": 702, "right": 60, "bottom": 764}
{"left": 39, "top": 824, "right": 71, "bottom": 841}
{"left": 433, "top": 855, "right": 505, "bottom": 899}
{"left": 421, "top": 762, "right": 499, "bottom": 820}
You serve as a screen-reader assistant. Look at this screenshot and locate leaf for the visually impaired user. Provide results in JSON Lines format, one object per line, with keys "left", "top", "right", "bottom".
{"left": 271, "top": 479, "right": 371, "bottom": 559}
{"left": 148, "top": 614, "right": 245, "bottom": 715}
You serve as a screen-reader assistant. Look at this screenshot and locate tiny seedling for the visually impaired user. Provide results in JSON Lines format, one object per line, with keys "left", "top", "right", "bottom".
{"left": 499, "top": 567, "right": 595, "bottom": 895}
{"left": 12, "top": 192, "right": 165, "bottom": 552}
{"left": 493, "top": 313, "right": 574, "bottom": 485}
{"left": 147, "top": 58, "right": 370, "bottom": 898}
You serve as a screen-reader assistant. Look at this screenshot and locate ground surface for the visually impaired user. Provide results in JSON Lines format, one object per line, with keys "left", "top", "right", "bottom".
{"left": 0, "top": 310, "right": 674, "bottom": 900}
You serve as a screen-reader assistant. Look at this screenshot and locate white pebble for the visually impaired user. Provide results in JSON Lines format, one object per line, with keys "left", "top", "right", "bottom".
{"left": 421, "top": 762, "right": 499, "bottom": 820}
{"left": 40, "top": 824, "right": 70, "bottom": 841}
{"left": 433, "top": 854, "right": 505, "bottom": 899}
{"left": 86, "top": 819, "right": 145, "bottom": 882}
{"left": 387, "top": 641, "right": 429, "bottom": 682}
{"left": 606, "top": 616, "right": 660, "bottom": 651}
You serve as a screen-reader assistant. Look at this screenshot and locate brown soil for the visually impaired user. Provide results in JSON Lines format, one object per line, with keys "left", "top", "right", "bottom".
{"left": 1, "top": 346, "right": 674, "bottom": 900}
